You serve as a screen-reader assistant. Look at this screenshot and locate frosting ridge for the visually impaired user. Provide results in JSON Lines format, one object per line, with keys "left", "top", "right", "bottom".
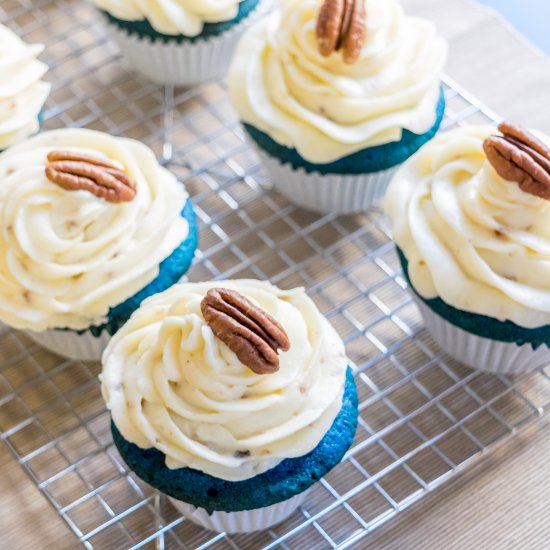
{"left": 0, "top": 24, "right": 50, "bottom": 150}
{"left": 92, "top": 0, "right": 246, "bottom": 36}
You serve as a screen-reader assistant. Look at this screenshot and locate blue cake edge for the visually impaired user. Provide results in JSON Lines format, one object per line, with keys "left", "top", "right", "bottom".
{"left": 99, "top": 0, "right": 261, "bottom": 45}
{"left": 111, "top": 367, "right": 358, "bottom": 513}
{"left": 69, "top": 199, "right": 198, "bottom": 337}
{"left": 397, "top": 246, "right": 550, "bottom": 349}
{"left": 243, "top": 86, "right": 446, "bottom": 175}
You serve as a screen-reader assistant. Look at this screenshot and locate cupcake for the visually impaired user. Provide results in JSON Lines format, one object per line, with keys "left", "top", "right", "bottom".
{"left": 384, "top": 122, "right": 550, "bottom": 374}
{"left": 91, "top": 0, "right": 269, "bottom": 86}
{"left": 228, "top": 0, "right": 447, "bottom": 214}
{"left": 101, "top": 280, "right": 358, "bottom": 533}
{"left": 0, "top": 129, "right": 198, "bottom": 361}
{"left": 0, "top": 24, "right": 50, "bottom": 151}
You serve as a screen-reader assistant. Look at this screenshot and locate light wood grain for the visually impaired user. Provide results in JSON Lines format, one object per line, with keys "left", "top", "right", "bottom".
{"left": 411, "top": 0, "right": 550, "bottom": 132}
{"left": 364, "top": 417, "right": 550, "bottom": 550}
{"left": 0, "top": 443, "right": 76, "bottom": 549}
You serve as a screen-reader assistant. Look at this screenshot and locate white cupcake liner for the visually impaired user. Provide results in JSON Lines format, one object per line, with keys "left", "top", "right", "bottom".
{"left": 412, "top": 294, "right": 550, "bottom": 374}
{"left": 104, "top": 1, "right": 270, "bottom": 86}
{"left": 169, "top": 488, "right": 310, "bottom": 534}
{"left": 253, "top": 146, "right": 398, "bottom": 215}
{"left": 25, "top": 328, "right": 111, "bottom": 362}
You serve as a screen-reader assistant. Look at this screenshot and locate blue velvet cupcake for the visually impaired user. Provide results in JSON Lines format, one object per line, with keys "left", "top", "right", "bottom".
{"left": 91, "top": 0, "right": 267, "bottom": 86}
{"left": 101, "top": 280, "right": 358, "bottom": 532}
{"left": 0, "top": 129, "right": 198, "bottom": 361}
{"left": 385, "top": 123, "right": 550, "bottom": 373}
{"left": 229, "top": 0, "right": 448, "bottom": 214}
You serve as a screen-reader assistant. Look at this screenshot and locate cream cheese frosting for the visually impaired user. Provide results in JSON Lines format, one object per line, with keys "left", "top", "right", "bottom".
{"left": 92, "top": 0, "right": 246, "bottom": 36}
{"left": 0, "top": 129, "right": 189, "bottom": 331}
{"left": 384, "top": 125, "right": 550, "bottom": 328}
{"left": 101, "top": 280, "right": 348, "bottom": 481}
{"left": 228, "top": 0, "right": 447, "bottom": 163}
{"left": 0, "top": 24, "right": 50, "bottom": 150}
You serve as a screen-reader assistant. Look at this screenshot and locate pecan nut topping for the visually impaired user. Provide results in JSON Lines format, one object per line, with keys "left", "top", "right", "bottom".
{"left": 45, "top": 150, "right": 136, "bottom": 203}
{"left": 316, "top": 0, "right": 366, "bottom": 64}
{"left": 201, "top": 288, "right": 291, "bottom": 375}
{"left": 483, "top": 121, "right": 550, "bottom": 200}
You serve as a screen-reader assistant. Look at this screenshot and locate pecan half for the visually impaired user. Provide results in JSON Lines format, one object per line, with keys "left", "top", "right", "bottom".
{"left": 316, "top": 0, "right": 366, "bottom": 64}
{"left": 201, "top": 288, "right": 291, "bottom": 375}
{"left": 45, "top": 150, "right": 136, "bottom": 203}
{"left": 483, "top": 122, "right": 550, "bottom": 200}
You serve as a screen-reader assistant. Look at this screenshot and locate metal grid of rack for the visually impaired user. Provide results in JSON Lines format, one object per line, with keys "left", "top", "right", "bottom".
{"left": 2, "top": 1, "right": 550, "bottom": 548}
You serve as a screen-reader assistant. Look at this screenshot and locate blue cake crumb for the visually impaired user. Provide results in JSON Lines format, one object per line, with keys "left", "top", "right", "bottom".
{"left": 100, "top": 0, "right": 260, "bottom": 44}
{"left": 112, "top": 368, "right": 359, "bottom": 513}
{"left": 84, "top": 199, "right": 198, "bottom": 337}
{"left": 397, "top": 246, "right": 550, "bottom": 349}
{"left": 244, "top": 87, "right": 446, "bottom": 175}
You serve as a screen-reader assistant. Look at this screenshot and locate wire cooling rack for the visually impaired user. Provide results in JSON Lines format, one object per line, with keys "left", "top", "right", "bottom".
{"left": 2, "top": 1, "right": 550, "bottom": 549}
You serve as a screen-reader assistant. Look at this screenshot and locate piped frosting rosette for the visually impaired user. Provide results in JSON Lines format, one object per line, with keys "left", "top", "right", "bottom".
{"left": 0, "top": 24, "right": 50, "bottom": 150}
{"left": 229, "top": 0, "right": 447, "bottom": 163}
{"left": 385, "top": 125, "right": 550, "bottom": 329}
{"left": 0, "top": 129, "right": 189, "bottom": 332}
{"left": 92, "top": 0, "right": 246, "bottom": 36}
{"left": 101, "top": 280, "right": 348, "bottom": 481}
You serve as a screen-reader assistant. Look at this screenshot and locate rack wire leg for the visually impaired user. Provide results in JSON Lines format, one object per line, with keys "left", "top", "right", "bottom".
{"left": 162, "top": 85, "right": 175, "bottom": 164}
{"left": 155, "top": 492, "right": 166, "bottom": 550}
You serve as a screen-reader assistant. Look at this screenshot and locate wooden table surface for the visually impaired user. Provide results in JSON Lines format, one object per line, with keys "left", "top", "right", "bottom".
{"left": 1, "top": 0, "right": 550, "bottom": 548}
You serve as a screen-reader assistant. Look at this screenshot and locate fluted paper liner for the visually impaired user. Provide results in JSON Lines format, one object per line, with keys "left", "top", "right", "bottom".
{"left": 26, "top": 328, "right": 111, "bottom": 361}
{"left": 412, "top": 295, "right": 550, "bottom": 374}
{"left": 253, "top": 146, "right": 398, "bottom": 214}
{"left": 169, "top": 488, "right": 310, "bottom": 534}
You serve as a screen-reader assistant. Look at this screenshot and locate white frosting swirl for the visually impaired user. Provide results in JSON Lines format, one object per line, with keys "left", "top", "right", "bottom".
{"left": 384, "top": 125, "right": 550, "bottom": 328}
{"left": 228, "top": 0, "right": 447, "bottom": 163}
{"left": 0, "top": 129, "right": 189, "bottom": 331}
{"left": 101, "top": 280, "right": 347, "bottom": 481}
{"left": 92, "top": 0, "right": 246, "bottom": 36}
{"left": 0, "top": 24, "right": 50, "bottom": 150}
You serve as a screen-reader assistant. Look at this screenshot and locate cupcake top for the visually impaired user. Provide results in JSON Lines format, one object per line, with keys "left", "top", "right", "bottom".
{"left": 92, "top": 0, "right": 247, "bottom": 36}
{"left": 101, "top": 280, "right": 348, "bottom": 481}
{"left": 0, "top": 24, "right": 50, "bottom": 150}
{"left": 0, "top": 129, "right": 189, "bottom": 331}
{"left": 228, "top": 0, "right": 447, "bottom": 163}
{"left": 384, "top": 123, "right": 550, "bottom": 328}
